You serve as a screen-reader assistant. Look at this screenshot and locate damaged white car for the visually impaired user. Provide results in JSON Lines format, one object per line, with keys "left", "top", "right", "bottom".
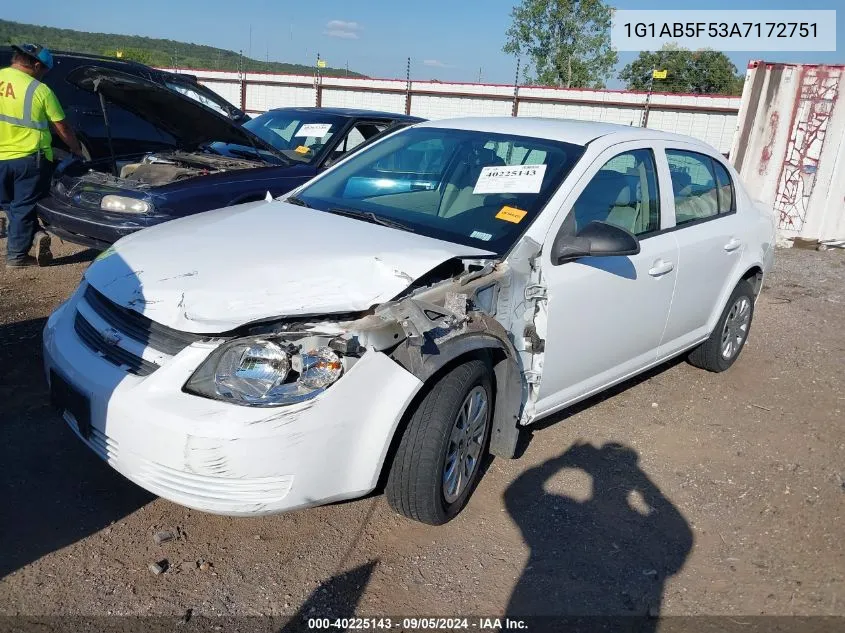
{"left": 43, "top": 118, "right": 776, "bottom": 524}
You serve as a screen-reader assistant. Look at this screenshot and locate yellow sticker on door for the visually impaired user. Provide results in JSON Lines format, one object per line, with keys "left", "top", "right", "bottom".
{"left": 295, "top": 145, "right": 311, "bottom": 154}
{"left": 495, "top": 206, "right": 528, "bottom": 223}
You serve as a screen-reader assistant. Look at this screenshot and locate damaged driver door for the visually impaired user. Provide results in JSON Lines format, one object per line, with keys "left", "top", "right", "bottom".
{"left": 532, "top": 143, "right": 678, "bottom": 417}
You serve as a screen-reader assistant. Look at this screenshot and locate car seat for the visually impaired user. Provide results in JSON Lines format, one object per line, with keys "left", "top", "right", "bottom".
{"left": 438, "top": 146, "right": 506, "bottom": 218}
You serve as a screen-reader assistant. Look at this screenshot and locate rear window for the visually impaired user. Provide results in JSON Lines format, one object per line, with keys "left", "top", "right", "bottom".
{"left": 666, "top": 150, "right": 720, "bottom": 225}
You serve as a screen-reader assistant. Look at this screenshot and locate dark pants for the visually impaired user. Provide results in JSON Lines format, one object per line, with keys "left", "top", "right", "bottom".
{"left": 0, "top": 153, "right": 53, "bottom": 262}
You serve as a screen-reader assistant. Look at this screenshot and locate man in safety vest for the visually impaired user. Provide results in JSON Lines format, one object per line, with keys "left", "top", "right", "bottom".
{"left": 1, "top": 44, "right": 83, "bottom": 268}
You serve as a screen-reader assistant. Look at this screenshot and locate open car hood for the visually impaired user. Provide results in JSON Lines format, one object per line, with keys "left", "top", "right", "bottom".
{"left": 68, "top": 66, "right": 275, "bottom": 153}
{"left": 85, "top": 200, "right": 495, "bottom": 333}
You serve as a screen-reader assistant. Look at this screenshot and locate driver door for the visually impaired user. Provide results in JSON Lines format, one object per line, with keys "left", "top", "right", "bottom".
{"left": 533, "top": 143, "right": 679, "bottom": 417}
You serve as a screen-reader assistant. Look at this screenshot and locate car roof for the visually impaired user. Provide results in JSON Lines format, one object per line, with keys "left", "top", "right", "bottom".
{"left": 417, "top": 117, "right": 716, "bottom": 150}
{"left": 267, "top": 106, "right": 422, "bottom": 121}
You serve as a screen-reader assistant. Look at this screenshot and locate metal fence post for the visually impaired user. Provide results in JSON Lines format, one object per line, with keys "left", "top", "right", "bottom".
{"left": 237, "top": 50, "right": 247, "bottom": 112}
{"left": 315, "top": 53, "right": 322, "bottom": 108}
{"left": 405, "top": 57, "right": 412, "bottom": 115}
{"left": 512, "top": 58, "right": 521, "bottom": 117}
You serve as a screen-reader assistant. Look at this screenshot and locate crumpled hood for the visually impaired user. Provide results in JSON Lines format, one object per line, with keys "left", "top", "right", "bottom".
{"left": 85, "top": 201, "right": 494, "bottom": 333}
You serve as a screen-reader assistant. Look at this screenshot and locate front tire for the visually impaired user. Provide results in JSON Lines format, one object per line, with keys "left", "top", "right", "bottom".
{"left": 386, "top": 360, "right": 492, "bottom": 525}
{"left": 688, "top": 279, "right": 755, "bottom": 372}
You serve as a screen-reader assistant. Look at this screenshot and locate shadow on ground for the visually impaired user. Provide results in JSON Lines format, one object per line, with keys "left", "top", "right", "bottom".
{"left": 281, "top": 561, "right": 379, "bottom": 632}
{"left": 0, "top": 316, "right": 153, "bottom": 578}
{"left": 48, "top": 245, "right": 98, "bottom": 267}
{"left": 504, "top": 441, "right": 693, "bottom": 629}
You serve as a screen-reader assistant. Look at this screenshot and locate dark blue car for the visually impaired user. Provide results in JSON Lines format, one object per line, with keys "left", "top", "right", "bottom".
{"left": 37, "top": 66, "right": 422, "bottom": 249}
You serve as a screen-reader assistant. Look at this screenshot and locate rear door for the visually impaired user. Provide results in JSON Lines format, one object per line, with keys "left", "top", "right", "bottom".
{"left": 534, "top": 142, "right": 679, "bottom": 416}
{"left": 656, "top": 143, "right": 747, "bottom": 357}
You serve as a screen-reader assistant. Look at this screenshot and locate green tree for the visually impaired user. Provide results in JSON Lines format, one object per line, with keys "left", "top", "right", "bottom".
{"left": 503, "top": 0, "right": 617, "bottom": 89}
{"left": 1, "top": 19, "right": 365, "bottom": 77}
{"left": 619, "top": 46, "right": 744, "bottom": 95}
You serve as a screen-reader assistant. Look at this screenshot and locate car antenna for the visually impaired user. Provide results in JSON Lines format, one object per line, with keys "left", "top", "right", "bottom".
{"left": 92, "top": 78, "right": 119, "bottom": 177}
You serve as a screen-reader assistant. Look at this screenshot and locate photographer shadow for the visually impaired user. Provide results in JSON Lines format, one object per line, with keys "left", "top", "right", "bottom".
{"left": 505, "top": 442, "right": 693, "bottom": 630}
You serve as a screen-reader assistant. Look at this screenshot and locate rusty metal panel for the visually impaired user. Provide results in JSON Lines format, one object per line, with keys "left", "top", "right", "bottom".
{"left": 732, "top": 61, "right": 845, "bottom": 244}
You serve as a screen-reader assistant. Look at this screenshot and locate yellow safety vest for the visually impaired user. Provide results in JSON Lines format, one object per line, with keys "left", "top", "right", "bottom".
{"left": 0, "top": 66, "right": 65, "bottom": 161}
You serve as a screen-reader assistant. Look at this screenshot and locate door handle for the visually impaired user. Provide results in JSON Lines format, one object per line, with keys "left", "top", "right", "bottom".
{"left": 724, "top": 238, "right": 742, "bottom": 252}
{"left": 648, "top": 259, "right": 674, "bottom": 277}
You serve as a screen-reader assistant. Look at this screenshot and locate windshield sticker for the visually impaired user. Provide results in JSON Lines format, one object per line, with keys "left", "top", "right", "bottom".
{"left": 470, "top": 230, "right": 493, "bottom": 241}
{"left": 294, "top": 145, "right": 311, "bottom": 154}
{"left": 295, "top": 123, "right": 332, "bottom": 138}
{"left": 495, "top": 206, "right": 528, "bottom": 223}
{"left": 473, "top": 164, "right": 547, "bottom": 195}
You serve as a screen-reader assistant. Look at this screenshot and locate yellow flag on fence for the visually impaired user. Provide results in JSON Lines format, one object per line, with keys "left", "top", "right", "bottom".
{"left": 652, "top": 69, "right": 668, "bottom": 80}
{"left": 317, "top": 59, "right": 327, "bottom": 68}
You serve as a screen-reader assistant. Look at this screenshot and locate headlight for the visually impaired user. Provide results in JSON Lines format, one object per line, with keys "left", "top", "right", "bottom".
{"left": 100, "top": 195, "right": 152, "bottom": 214}
{"left": 185, "top": 337, "right": 344, "bottom": 407}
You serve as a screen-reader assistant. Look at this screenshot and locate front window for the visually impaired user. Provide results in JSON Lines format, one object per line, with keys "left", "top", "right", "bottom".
{"left": 294, "top": 127, "right": 585, "bottom": 255}
{"left": 569, "top": 149, "right": 660, "bottom": 236}
{"left": 211, "top": 111, "right": 348, "bottom": 164}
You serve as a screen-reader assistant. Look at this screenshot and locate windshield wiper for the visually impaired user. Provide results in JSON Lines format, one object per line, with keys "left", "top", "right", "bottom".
{"left": 227, "top": 147, "right": 269, "bottom": 162}
{"left": 326, "top": 207, "right": 416, "bottom": 233}
{"left": 286, "top": 195, "right": 312, "bottom": 208}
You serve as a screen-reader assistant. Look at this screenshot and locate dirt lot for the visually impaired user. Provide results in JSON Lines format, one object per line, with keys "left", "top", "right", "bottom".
{"left": 0, "top": 238, "right": 843, "bottom": 627}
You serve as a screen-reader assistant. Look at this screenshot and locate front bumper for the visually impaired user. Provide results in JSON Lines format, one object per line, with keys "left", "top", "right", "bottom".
{"left": 37, "top": 195, "right": 166, "bottom": 250}
{"left": 42, "top": 287, "right": 423, "bottom": 516}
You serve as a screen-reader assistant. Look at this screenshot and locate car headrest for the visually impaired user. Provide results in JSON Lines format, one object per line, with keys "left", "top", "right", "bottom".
{"left": 454, "top": 146, "right": 506, "bottom": 189}
{"left": 614, "top": 186, "right": 633, "bottom": 207}
{"left": 470, "top": 147, "right": 504, "bottom": 167}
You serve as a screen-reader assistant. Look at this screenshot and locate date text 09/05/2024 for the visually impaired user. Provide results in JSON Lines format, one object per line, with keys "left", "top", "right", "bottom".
{"left": 306, "top": 617, "right": 529, "bottom": 630}
{"left": 623, "top": 22, "right": 818, "bottom": 39}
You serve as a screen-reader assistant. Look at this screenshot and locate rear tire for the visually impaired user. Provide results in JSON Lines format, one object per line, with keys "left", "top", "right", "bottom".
{"left": 688, "top": 279, "right": 755, "bottom": 372}
{"left": 386, "top": 360, "right": 492, "bottom": 525}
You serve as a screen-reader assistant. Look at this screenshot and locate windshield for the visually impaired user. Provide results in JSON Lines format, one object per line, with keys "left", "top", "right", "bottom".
{"left": 295, "top": 127, "right": 585, "bottom": 255}
{"left": 210, "top": 111, "right": 348, "bottom": 165}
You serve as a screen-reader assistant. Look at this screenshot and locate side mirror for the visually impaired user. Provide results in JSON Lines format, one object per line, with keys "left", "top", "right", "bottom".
{"left": 551, "top": 221, "right": 641, "bottom": 264}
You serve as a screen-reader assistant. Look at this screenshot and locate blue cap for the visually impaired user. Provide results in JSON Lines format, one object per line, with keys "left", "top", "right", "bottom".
{"left": 12, "top": 43, "right": 54, "bottom": 70}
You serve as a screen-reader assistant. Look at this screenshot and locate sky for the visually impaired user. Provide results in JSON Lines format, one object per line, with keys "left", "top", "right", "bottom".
{"left": 4, "top": 0, "right": 843, "bottom": 86}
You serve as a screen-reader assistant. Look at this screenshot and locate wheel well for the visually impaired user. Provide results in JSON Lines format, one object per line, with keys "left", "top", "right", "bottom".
{"left": 741, "top": 266, "right": 764, "bottom": 296}
{"left": 374, "top": 348, "right": 504, "bottom": 492}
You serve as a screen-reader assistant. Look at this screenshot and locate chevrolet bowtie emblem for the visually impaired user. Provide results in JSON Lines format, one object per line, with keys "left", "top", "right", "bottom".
{"left": 101, "top": 328, "right": 122, "bottom": 346}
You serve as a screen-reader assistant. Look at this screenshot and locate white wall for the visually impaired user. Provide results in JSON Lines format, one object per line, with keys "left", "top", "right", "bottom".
{"left": 161, "top": 69, "right": 741, "bottom": 154}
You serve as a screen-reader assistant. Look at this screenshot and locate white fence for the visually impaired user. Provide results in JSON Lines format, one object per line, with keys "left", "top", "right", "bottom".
{"left": 161, "top": 68, "right": 741, "bottom": 154}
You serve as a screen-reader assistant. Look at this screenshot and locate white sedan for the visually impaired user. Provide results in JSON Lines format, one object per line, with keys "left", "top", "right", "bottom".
{"left": 43, "top": 118, "right": 776, "bottom": 524}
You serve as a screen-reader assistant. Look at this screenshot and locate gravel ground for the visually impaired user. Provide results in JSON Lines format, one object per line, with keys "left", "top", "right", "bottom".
{"left": 0, "top": 238, "right": 843, "bottom": 625}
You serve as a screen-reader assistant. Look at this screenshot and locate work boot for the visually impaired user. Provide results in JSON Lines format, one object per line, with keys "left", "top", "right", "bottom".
{"left": 33, "top": 231, "right": 52, "bottom": 267}
{"left": 6, "top": 255, "right": 38, "bottom": 269}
